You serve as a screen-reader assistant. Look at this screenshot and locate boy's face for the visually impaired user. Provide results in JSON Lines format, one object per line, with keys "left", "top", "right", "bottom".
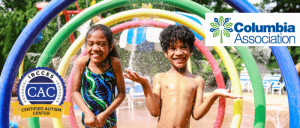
{"left": 164, "top": 39, "right": 192, "bottom": 69}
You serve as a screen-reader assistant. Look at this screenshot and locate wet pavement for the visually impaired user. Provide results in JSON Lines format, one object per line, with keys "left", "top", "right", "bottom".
{"left": 9, "top": 92, "right": 289, "bottom": 128}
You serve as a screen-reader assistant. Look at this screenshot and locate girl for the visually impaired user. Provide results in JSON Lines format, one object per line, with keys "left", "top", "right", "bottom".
{"left": 72, "top": 24, "right": 126, "bottom": 128}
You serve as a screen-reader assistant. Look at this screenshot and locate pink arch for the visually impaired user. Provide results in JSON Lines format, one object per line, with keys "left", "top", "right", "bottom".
{"left": 66, "top": 20, "right": 226, "bottom": 128}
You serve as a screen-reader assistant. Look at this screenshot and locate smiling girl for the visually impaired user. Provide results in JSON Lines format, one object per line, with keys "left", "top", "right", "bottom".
{"left": 72, "top": 24, "right": 125, "bottom": 128}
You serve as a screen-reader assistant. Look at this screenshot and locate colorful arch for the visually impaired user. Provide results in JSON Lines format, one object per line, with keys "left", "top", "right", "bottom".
{"left": 1, "top": 0, "right": 244, "bottom": 127}
{"left": 61, "top": 20, "right": 226, "bottom": 128}
{"left": 0, "top": 0, "right": 252, "bottom": 127}
{"left": 40, "top": 8, "right": 242, "bottom": 128}
{"left": 34, "top": 2, "right": 265, "bottom": 127}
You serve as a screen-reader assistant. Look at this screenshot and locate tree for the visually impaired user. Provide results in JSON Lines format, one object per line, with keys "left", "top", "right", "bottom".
{"left": 0, "top": 0, "right": 102, "bottom": 73}
{"left": 266, "top": 0, "right": 300, "bottom": 12}
{"left": 191, "top": 47, "right": 244, "bottom": 87}
{"left": 192, "top": 0, "right": 235, "bottom": 13}
{"left": 0, "top": 0, "right": 40, "bottom": 73}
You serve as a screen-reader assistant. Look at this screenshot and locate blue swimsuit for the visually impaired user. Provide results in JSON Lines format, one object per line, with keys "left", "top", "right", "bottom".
{"left": 81, "top": 58, "right": 117, "bottom": 128}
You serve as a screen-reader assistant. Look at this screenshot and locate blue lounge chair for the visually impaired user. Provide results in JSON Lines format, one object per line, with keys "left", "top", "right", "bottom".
{"left": 272, "top": 80, "right": 285, "bottom": 95}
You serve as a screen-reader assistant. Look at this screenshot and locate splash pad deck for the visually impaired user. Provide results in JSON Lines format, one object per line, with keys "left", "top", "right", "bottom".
{"left": 9, "top": 92, "right": 288, "bottom": 128}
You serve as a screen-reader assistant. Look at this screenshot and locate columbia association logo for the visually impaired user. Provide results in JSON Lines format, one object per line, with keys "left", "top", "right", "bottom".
{"left": 210, "top": 16, "right": 234, "bottom": 43}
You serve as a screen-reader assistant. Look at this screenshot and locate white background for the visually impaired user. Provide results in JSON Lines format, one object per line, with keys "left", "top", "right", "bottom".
{"left": 205, "top": 13, "right": 300, "bottom": 46}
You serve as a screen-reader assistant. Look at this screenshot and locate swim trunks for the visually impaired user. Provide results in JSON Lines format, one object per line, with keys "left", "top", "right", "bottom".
{"left": 81, "top": 58, "right": 117, "bottom": 128}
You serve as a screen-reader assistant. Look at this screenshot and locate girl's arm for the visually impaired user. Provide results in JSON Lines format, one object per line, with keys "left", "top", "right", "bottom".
{"left": 124, "top": 70, "right": 161, "bottom": 117}
{"left": 97, "top": 57, "right": 126, "bottom": 118}
{"left": 192, "top": 77, "right": 242, "bottom": 120}
{"left": 72, "top": 56, "right": 99, "bottom": 127}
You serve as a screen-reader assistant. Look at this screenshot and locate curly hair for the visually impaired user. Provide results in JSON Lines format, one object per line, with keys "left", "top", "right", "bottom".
{"left": 159, "top": 25, "right": 195, "bottom": 53}
{"left": 85, "top": 24, "right": 119, "bottom": 58}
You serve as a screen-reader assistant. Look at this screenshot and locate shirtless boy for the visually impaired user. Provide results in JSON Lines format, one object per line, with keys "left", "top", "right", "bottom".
{"left": 124, "top": 25, "right": 242, "bottom": 128}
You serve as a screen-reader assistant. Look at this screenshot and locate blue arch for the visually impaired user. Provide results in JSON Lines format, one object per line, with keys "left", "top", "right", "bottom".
{"left": 223, "top": 0, "right": 300, "bottom": 127}
{"left": 0, "top": 0, "right": 75, "bottom": 127}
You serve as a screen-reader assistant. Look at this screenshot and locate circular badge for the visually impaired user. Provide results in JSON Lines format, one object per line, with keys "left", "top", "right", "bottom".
{"left": 17, "top": 67, "right": 65, "bottom": 105}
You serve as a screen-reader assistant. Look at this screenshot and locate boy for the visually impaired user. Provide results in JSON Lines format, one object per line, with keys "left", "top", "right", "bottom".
{"left": 124, "top": 25, "right": 242, "bottom": 127}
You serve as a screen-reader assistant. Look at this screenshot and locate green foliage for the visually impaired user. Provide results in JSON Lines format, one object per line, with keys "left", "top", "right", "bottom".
{"left": 190, "top": 47, "right": 244, "bottom": 87}
{"left": 192, "top": 0, "right": 234, "bottom": 13}
{"left": 263, "top": 0, "right": 300, "bottom": 12}
{"left": 266, "top": 53, "right": 279, "bottom": 69}
{"left": 0, "top": 0, "right": 39, "bottom": 12}
{"left": 0, "top": 0, "right": 73, "bottom": 74}
{"left": 0, "top": 0, "right": 40, "bottom": 72}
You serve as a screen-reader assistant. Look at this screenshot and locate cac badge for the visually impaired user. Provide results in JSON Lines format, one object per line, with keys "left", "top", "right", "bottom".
{"left": 11, "top": 67, "right": 71, "bottom": 119}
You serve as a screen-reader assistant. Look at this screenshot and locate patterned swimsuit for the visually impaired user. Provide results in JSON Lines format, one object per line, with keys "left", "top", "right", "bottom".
{"left": 81, "top": 58, "right": 117, "bottom": 128}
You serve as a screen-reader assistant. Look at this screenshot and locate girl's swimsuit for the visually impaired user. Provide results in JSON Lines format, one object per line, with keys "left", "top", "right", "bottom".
{"left": 81, "top": 58, "right": 117, "bottom": 128}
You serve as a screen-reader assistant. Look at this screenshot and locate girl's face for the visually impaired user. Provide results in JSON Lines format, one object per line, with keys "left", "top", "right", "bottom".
{"left": 86, "top": 30, "right": 111, "bottom": 63}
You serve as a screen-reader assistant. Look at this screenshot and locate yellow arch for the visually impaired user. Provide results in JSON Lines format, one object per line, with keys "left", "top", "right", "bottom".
{"left": 57, "top": 9, "right": 242, "bottom": 127}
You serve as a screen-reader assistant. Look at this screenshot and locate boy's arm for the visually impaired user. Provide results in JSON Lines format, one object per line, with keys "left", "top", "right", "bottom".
{"left": 72, "top": 57, "right": 99, "bottom": 127}
{"left": 97, "top": 57, "right": 126, "bottom": 118}
{"left": 192, "top": 77, "right": 214, "bottom": 120}
{"left": 142, "top": 73, "right": 161, "bottom": 117}
{"left": 124, "top": 70, "right": 161, "bottom": 117}
{"left": 192, "top": 77, "right": 241, "bottom": 120}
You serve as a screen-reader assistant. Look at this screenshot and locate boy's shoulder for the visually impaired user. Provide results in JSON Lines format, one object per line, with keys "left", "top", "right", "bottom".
{"left": 194, "top": 75, "right": 204, "bottom": 82}
{"left": 154, "top": 72, "right": 165, "bottom": 76}
{"left": 193, "top": 75, "right": 205, "bottom": 90}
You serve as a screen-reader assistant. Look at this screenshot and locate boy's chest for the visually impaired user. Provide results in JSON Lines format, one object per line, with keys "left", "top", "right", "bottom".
{"left": 160, "top": 77, "right": 198, "bottom": 93}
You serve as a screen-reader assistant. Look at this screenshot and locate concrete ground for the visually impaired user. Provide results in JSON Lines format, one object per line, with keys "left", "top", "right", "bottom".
{"left": 9, "top": 92, "right": 289, "bottom": 128}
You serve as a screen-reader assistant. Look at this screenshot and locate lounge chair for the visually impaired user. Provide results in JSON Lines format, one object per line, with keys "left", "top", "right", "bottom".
{"left": 266, "top": 74, "right": 282, "bottom": 94}
{"left": 118, "top": 79, "right": 134, "bottom": 110}
{"left": 272, "top": 81, "right": 285, "bottom": 95}
{"left": 130, "top": 83, "right": 145, "bottom": 110}
{"left": 239, "top": 74, "right": 252, "bottom": 92}
{"left": 263, "top": 74, "right": 272, "bottom": 94}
